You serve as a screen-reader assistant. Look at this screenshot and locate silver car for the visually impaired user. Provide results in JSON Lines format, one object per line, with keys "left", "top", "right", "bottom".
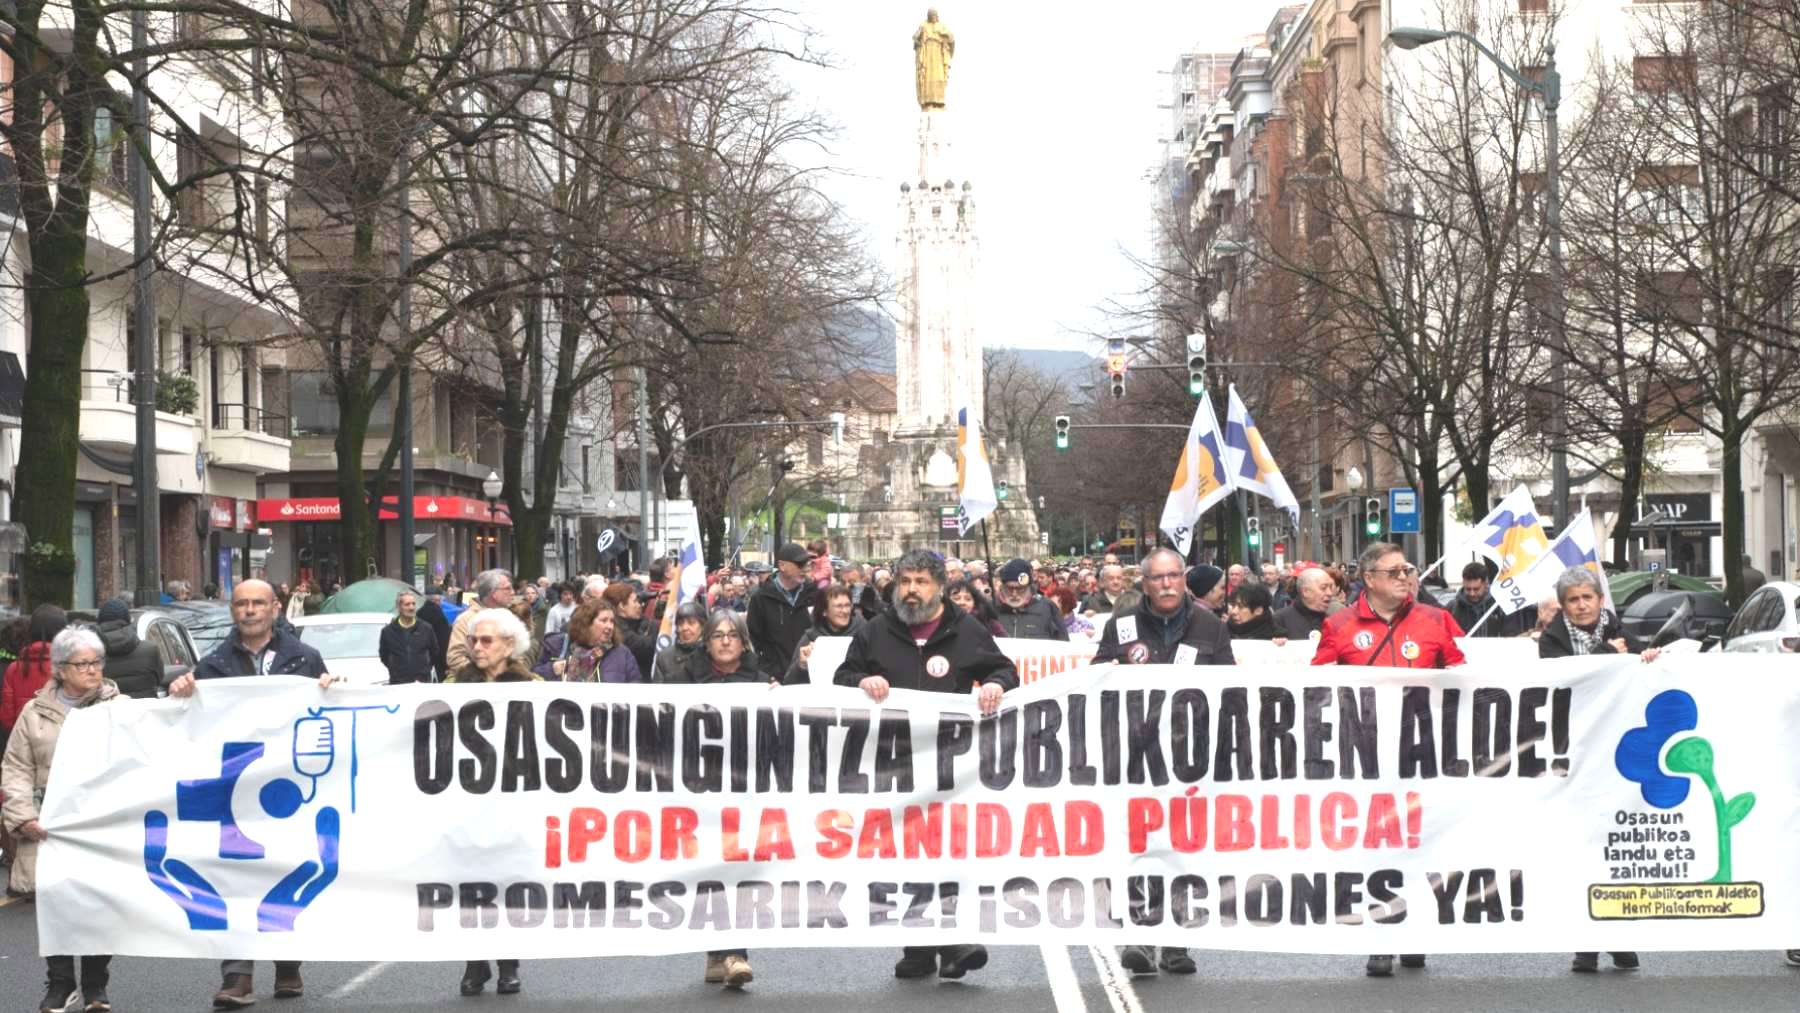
{"left": 1721, "top": 581, "right": 1800, "bottom": 653}
{"left": 291, "top": 612, "right": 396, "bottom": 684}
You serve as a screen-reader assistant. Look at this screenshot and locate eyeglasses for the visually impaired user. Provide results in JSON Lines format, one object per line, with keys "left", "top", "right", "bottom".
{"left": 62, "top": 659, "right": 104, "bottom": 671}
{"left": 1369, "top": 566, "right": 1420, "bottom": 579}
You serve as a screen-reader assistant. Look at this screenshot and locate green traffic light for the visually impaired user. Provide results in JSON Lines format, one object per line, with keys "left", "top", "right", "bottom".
{"left": 1248, "top": 532, "right": 1261, "bottom": 547}
{"left": 1365, "top": 519, "right": 1381, "bottom": 536}
{"left": 1055, "top": 434, "right": 1069, "bottom": 451}
{"left": 1189, "top": 374, "right": 1205, "bottom": 396}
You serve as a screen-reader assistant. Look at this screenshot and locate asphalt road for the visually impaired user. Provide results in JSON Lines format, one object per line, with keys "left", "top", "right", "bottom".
{"left": 4, "top": 895, "right": 1797, "bottom": 1011}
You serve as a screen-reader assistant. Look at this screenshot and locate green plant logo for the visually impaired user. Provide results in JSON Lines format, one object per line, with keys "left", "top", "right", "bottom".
{"left": 1615, "top": 690, "right": 1755, "bottom": 882}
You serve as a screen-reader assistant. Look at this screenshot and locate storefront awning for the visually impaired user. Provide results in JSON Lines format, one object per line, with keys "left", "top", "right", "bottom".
{"left": 257, "top": 495, "right": 512, "bottom": 526}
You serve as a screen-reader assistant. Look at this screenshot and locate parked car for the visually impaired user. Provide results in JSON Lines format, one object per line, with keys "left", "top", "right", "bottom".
{"left": 157, "top": 600, "right": 237, "bottom": 657}
{"left": 291, "top": 612, "right": 394, "bottom": 684}
{"left": 1721, "top": 580, "right": 1800, "bottom": 653}
{"left": 1620, "top": 590, "right": 1735, "bottom": 652}
{"left": 67, "top": 608, "right": 201, "bottom": 692}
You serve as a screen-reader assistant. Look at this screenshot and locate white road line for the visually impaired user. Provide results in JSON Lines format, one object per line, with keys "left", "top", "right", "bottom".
{"left": 1086, "top": 945, "right": 1148, "bottom": 1013}
{"left": 329, "top": 961, "right": 392, "bottom": 999}
{"left": 1039, "top": 944, "right": 1089, "bottom": 1013}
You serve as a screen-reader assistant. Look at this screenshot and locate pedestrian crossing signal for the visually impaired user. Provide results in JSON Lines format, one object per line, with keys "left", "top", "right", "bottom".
{"left": 1186, "top": 333, "right": 1207, "bottom": 397}
{"left": 1247, "top": 516, "right": 1261, "bottom": 548}
{"left": 1365, "top": 497, "right": 1382, "bottom": 537}
{"left": 996, "top": 480, "right": 1009, "bottom": 500}
{"left": 1054, "top": 415, "right": 1071, "bottom": 451}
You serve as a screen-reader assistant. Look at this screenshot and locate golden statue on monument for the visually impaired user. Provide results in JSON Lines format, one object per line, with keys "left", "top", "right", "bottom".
{"left": 913, "top": 8, "right": 954, "bottom": 109}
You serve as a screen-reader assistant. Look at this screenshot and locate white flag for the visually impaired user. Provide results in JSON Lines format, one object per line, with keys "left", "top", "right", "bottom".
{"left": 1223, "top": 385, "right": 1301, "bottom": 527}
{"left": 955, "top": 406, "right": 997, "bottom": 536}
{"left": 1158, "top": 391, "right": 1233, "bottom": 555}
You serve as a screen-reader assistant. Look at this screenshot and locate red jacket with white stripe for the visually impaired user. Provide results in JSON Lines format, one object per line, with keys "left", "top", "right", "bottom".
{"left": 1311, "top": 593, "right": 1466, "bottom": 669}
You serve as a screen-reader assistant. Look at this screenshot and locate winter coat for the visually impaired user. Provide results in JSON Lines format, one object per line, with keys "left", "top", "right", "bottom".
{"left": 1, "top": 643, "right": 57, "bottom": 732}
{"left": 1538, "top": 610, "right": 1625, "bottom": 660}
{"left": 532, "top": 633, "right": 643, "bottom": 683}
{"left": 97, "top": 617, "right": 164, "bottom": 700}
{"left": 445, "top": 603, "right": 489, "bottom": 675}
{"left": 1094, "top": 596, "right": 1235, "bottom": 666}
{"left": 652, "top": 639, "right": 705, "bottom": 683}
{"left": 418, "top": 600, "right": 452, "bottom": 678}
{"left": 1312, "top": 593, "right": 1466, "bottom": 669}
{"left": 783, "top": 614, "right": 867, "bottom": 685}
{"left": 1450, "top": 591, "right": 1528, "bottom": 638}
{"left": 832, "top": 600, "right": 1017, "bottom": 695}
{"left": 379, "top": 618, "right": 438, "bottom": 684}
{"left": 3, "top": 679, "right": 121, "bottom": 893}
{"left": 446, "top": 661, "right": 542, "bottom": 684}
{"left": 992, "top": 595, "right": 1071, "bottom": 642}
{"left": 745, "top": 578, "right": 817, "bottom": 682}
{"left": 1226, "top": 610, "right": 1281, "bottom": 641}
{"left": 671, "top": 648, "right": 767, "bottom": 685}
{"left": 848, "top": 584, "right": 882, "bottom": 620}
{"left": 1273, "top": 602, "right": 1330, "bottom": 643}
{"left": 193, "top": 626, "right": 329, "bottom": 681}
{"left": 1080, "top": 590, "right": 1121, "bottom": 615}
{"left": 615, "top": 616, "right": 659, "bottom": 681}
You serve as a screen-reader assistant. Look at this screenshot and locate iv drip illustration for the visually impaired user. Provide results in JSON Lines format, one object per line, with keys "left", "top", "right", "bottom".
{"left": 288, "top": 704, "right": 399, "bottom": 812}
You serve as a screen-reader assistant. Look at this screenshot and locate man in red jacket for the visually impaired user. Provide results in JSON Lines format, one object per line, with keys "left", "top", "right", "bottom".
{"left": 1313, "top": 542, "right": 1465, "bottom": 977}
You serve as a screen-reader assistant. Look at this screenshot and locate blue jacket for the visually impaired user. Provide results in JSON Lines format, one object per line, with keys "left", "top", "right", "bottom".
{"left": 194, "top": 625, "right": 328, "bottom": 681}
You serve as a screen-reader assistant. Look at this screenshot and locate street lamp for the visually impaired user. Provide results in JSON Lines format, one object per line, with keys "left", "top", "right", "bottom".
{"left": 481, "top": 470, "right": 503, "bottom": 571}
{"left": 1388, "top": 25, "right": 1567, "bottom": 529}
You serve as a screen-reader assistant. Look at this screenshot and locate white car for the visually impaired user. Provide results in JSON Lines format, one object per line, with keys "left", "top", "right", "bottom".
{"left": 291, "top": 612, "right": 395, "bottom": 684}
{"left": 1721, "top": 581, "right": 1800, "bottom": 653}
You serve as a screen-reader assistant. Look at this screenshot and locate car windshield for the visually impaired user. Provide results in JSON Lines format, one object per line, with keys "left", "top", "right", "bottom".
{"left": 172, "top": 608, "right": 236, "bottom": 655}
{"left": 296, "top": 622, "right": 383, "bottom": 658}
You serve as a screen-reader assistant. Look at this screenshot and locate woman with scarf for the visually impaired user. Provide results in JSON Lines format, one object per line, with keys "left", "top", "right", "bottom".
{"left": 784, "top": 584, "right": 867, "bottom": 684}
{"left": 4, "top": 627, "right": 122, "bottom": 1011}
{"left": 1539, "top": 565, "right": 1657, "bottom": 973}
{"left": 1224, "top": 582, "right": 1282, "bottom": 641}
{"left": 534, "top": 600, "right": 642, "bottom": 683}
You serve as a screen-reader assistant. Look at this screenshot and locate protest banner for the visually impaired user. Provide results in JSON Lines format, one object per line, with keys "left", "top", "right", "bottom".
{"left": 35, "top": 657, "right": 1800, "bottom": 959}
{"left": 807, "top": 636, "right": 1098, "bottom": 687}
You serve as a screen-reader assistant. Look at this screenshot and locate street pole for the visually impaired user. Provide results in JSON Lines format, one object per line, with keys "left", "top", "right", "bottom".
{"left": 1544, "top": 44, "right": 1569, "bottom": 532}
{"left": 636, "top": 366, "right": 651, "bottom": 573}
{"left": 129, "top": 7, "right": 160, "bottom": 607}
{"left": 1308, "top": 406, "right": 1323, "bottom": 560}
{"left": 396, "top": 145, "right": 415, "bottom": 589}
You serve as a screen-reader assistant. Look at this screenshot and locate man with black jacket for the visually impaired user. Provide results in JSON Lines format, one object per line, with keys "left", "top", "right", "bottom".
{"left": 1093, "top": 548, "right": 1229, "bottom": 977}
{"left": 835, "top": 549, "right": 1013, "bottom": 982}
{"left": 1095, "top": 548, "right": 1234, "bottom": 667}
{"left": 379, "top": 590, "right": 438, "bottom": 683}
{"left": 1272, "top": 568, "right": 1334, "bottom": 644}
{"left": 1449, "top": 561, "right": 1527, "bottom": 637}
{"left": 1081, "top": 564, "right": 1128, "bottom": 615}
{"left": 991, "top": 558, "right": 1069, "bottom": 640}
{"left": 94, "top": 597, "right": 161, "bottom": 699}
{"left": 746, "top": 542, "right": 818, "bottom": 682}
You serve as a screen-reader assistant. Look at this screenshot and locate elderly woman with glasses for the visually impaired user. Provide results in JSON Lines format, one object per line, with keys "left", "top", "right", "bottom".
{"left": 444, "top": 608, "right": 538, "bottom": 997}
{"left": 662, "top": 610, "right": 762, "bottom": 988}
{"left": 3, "top": 627, "right": 121, "bottom": 1012}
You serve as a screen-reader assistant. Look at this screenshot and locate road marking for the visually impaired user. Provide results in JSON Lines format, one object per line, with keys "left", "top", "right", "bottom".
{"left": 329, "top": 961, "right": 391, "bottom": 999}
{"left": 1086, "top": 945, "right": 1147, "bottom": 1013}
{"left": 1039, "top": 944, "right": 1088, "bottom": 1013}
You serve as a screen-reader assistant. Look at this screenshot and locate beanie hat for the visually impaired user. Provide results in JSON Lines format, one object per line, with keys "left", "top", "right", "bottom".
{"left": 997, "top": 558, "right": 1034, "bottom": 587}
{"left": 98, "top": 597, "right": 132, "bottom": 624}
{"left": 1186, "top": 565, "right": 1224, "bottom": 600}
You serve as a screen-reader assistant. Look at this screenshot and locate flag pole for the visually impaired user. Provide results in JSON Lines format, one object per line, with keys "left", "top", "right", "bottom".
{"left": 980, "top": 517, "right": 995, "bottom": 580}
{"left": 1464, "top": 599, "right": 1502, "bottom": 635}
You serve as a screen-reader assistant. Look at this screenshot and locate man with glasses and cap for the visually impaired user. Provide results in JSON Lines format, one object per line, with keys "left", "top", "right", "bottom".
{"left": 991, "top": 559, "right": 1069, "bottom": 641}
{"left": 1312, "top": 542, "right": 1464, "bottom": 979}
{"left": 746, "top": 542, "right": 818, "bottom": 682}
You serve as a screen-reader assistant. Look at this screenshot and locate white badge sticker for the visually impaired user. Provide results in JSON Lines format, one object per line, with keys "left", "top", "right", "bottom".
{"left": 1172, "top": 644, "right": 1199, "bottom": 666}
{"left": 1116, "top": 616, "right": 1139, "bottom": 644}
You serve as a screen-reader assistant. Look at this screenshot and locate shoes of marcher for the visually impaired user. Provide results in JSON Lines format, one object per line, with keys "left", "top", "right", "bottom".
{"left": 212, "top": 973, "right": 257, "bottom": 1008}
{"left": 937, "top": 944, "right": 988, "bottom": 980}
{"left": 1119, "top": 946, "right": 1156, "bottom": 975}
{"left": 37, "top": 983, "right": 76, "bottom": 1013}
{"left": 1571, "top": 952, "right": 1599, "bottom": 973}
{"left": 1612, "top": 952, "right": 1640, "bottom": 970}
{"left": 1785, "top": 949, "right": 1800, "bottom": 967}
{"left": 459, "top": 962, "right": 491, "bottom": 997}
{"left": 272, "top": 971, "right": 303, "bottom": 999}
{"left": 704, "top": 954, "right": 727, "bottom": 983}
{"left": 82, "top": 992, "right": 112, "bottom": 1013}
{"left": 1366, "top": 954, "right": 1394, "bottom": 977}
{"left": 496, "top": 961, "right": 521, "bottom": 995}
{"left": 721, "top": 955, "right": 754, "bottom": 988}
{"left": 893, "top": 951, "right": 937, "bottom": 979}
{"left": 1158, "top": 948, "right": 1197, "bottom": 975}
{"left": 1399, "top": 954, "right": 1427, "bottom": 969}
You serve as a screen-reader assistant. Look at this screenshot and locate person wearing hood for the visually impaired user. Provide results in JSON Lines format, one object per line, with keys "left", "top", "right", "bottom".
{"left": 3, "top": 627, "right": 122, "bottom": 1012}
{"left": 1224, "top": 582, "right": 1281, "bottom": 641}
{"left": 991, "top": 559, "right": 1069, "bottom": 641}
{"left": 746, "top": 542, "right": 818, "bottom": 682}
{"left": 784, "top": 583, "right": 867, "bottom": 684}
{"left": 652, "top": 601, "right": 711, "bottom": 682}
{"left": 94, "top": 597, "right": 162, "bottom": 699}
{"left": 2, "top": 605, "right": 68, "bottom": 736}
{"left": 1184, "top": 564, "right": 1227, "bottom": 614}
{"left": 1273, "top": 567, "right": 1334, "bottom": 644}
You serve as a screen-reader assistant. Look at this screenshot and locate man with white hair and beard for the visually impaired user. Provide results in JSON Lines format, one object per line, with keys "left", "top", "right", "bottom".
{"left": 835, "top": 549, "right": 1014, "bottom": 982}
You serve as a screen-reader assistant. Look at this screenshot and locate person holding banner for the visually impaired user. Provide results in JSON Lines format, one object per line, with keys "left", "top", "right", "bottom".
{"left": 1096, "top": 549, "right": 1233, "bottom": 670}
{"left": 834, "top": 549, "right": 1013, "bottom": 981}
{"left": 784, "top": 584, "right": 868, "bottom": 684}
{"left": 4, "top": 628, "right": 120, "bottom": 1013}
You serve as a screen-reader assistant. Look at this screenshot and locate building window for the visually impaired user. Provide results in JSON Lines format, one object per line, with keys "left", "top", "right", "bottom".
{"left": 1759, "top": 87, "right": 1791, "bottom": 180}
{"left": 1633, "top": 164, "right": 1703, "bottom": 225}
{"left": 1633, "top": 54, "right": 1695, "bottom": 93}
{"left": 1517, "top": 0, "right": 1549, "bottom": 12}
{"left": 92, "top": 104, "right": 130, "bottom": 193}
{"left": 288, "top": 370, "right": 393, "bottom": 436}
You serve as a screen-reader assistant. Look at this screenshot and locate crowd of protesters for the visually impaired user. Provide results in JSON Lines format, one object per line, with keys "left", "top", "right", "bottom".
{"left": 0, "top": 534, "right": 1736, "bottom": 1010}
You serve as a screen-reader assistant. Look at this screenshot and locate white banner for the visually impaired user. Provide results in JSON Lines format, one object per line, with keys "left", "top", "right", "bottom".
{"left": 36, "top": 658, "right": 1800, "bottom": 958}
{"left": 807, "top": 636, "right": 1099, "bottom": 687}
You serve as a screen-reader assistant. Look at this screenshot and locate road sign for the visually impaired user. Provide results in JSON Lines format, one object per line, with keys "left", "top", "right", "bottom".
{"left": 1389, "top": 487, "right": 1420, "bottom": 534}
{"left": 939, "top": 506, "right": 959, "bottom": 532}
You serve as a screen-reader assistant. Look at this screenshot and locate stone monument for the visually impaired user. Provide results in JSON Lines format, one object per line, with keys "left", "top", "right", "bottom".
{"left": 852, "top": 9, "right": 1040, "bottom": 563}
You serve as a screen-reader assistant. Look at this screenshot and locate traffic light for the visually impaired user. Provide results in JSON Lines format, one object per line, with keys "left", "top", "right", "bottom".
{"left": 1246, "top": 515, "right": 1261, "bottom": 549}
{"left": 1186, "top": 332, "right": 1207, "bottom": 397}
{"left": 1054, "top": 414, "right": 1071, "bottom": 451}
{"left": 1365, "top": 496, "right": 1382, "bottom": 537}
{"left": 1106, "top": 338, "right": 1127, "bottom": 399}
{"left": 996, "top": 479, "right": 1009, "bottom": 500}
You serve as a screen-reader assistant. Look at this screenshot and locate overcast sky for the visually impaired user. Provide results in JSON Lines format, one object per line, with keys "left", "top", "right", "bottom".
{"left": 784, "top": 1, "right": 1290, "bottom": 354}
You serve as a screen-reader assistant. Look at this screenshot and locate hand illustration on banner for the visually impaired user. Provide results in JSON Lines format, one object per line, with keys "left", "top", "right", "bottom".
{"left": 141, "top": 702, "right": 395, "bottom": 933}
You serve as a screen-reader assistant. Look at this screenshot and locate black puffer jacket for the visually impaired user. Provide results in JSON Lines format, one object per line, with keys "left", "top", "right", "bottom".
{"left": 746, "top": 577, "right": 817, "bottom": 682}
{"left": 832, "top": 600, "right": 1017, "bottom": 694}
{"left": 993, "top": 595, "right": 1070, "bottom": 641}
{"left": 96, "top": 618, "right": 162, "bottom": 699}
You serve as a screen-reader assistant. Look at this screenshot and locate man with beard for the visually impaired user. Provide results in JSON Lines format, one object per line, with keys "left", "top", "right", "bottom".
{"left": 1093, "top": 548, "right": 1230, "bottom": 977}
{"left": 991, "top": 559, "right": 1069, "bottom": 640}
{"left": 835, "top": 549, "right": 1013, "bottom": 981}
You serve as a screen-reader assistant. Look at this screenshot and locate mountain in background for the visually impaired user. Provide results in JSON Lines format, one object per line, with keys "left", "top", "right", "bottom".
{"left": 838, "top": 305, "right": 1098, "bottom": 382}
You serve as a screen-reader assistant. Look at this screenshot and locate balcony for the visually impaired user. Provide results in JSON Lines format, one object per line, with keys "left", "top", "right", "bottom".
{"left": 79, "top": 370, "right": 197, "bottom": 457}
{"left": 208, "top": 403, "right": 292, "bottom": 475}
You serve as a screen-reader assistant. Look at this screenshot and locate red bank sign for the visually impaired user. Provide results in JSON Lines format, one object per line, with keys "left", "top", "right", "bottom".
{"left": 255, "top": 496, "right": 512, "bottom": 526}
